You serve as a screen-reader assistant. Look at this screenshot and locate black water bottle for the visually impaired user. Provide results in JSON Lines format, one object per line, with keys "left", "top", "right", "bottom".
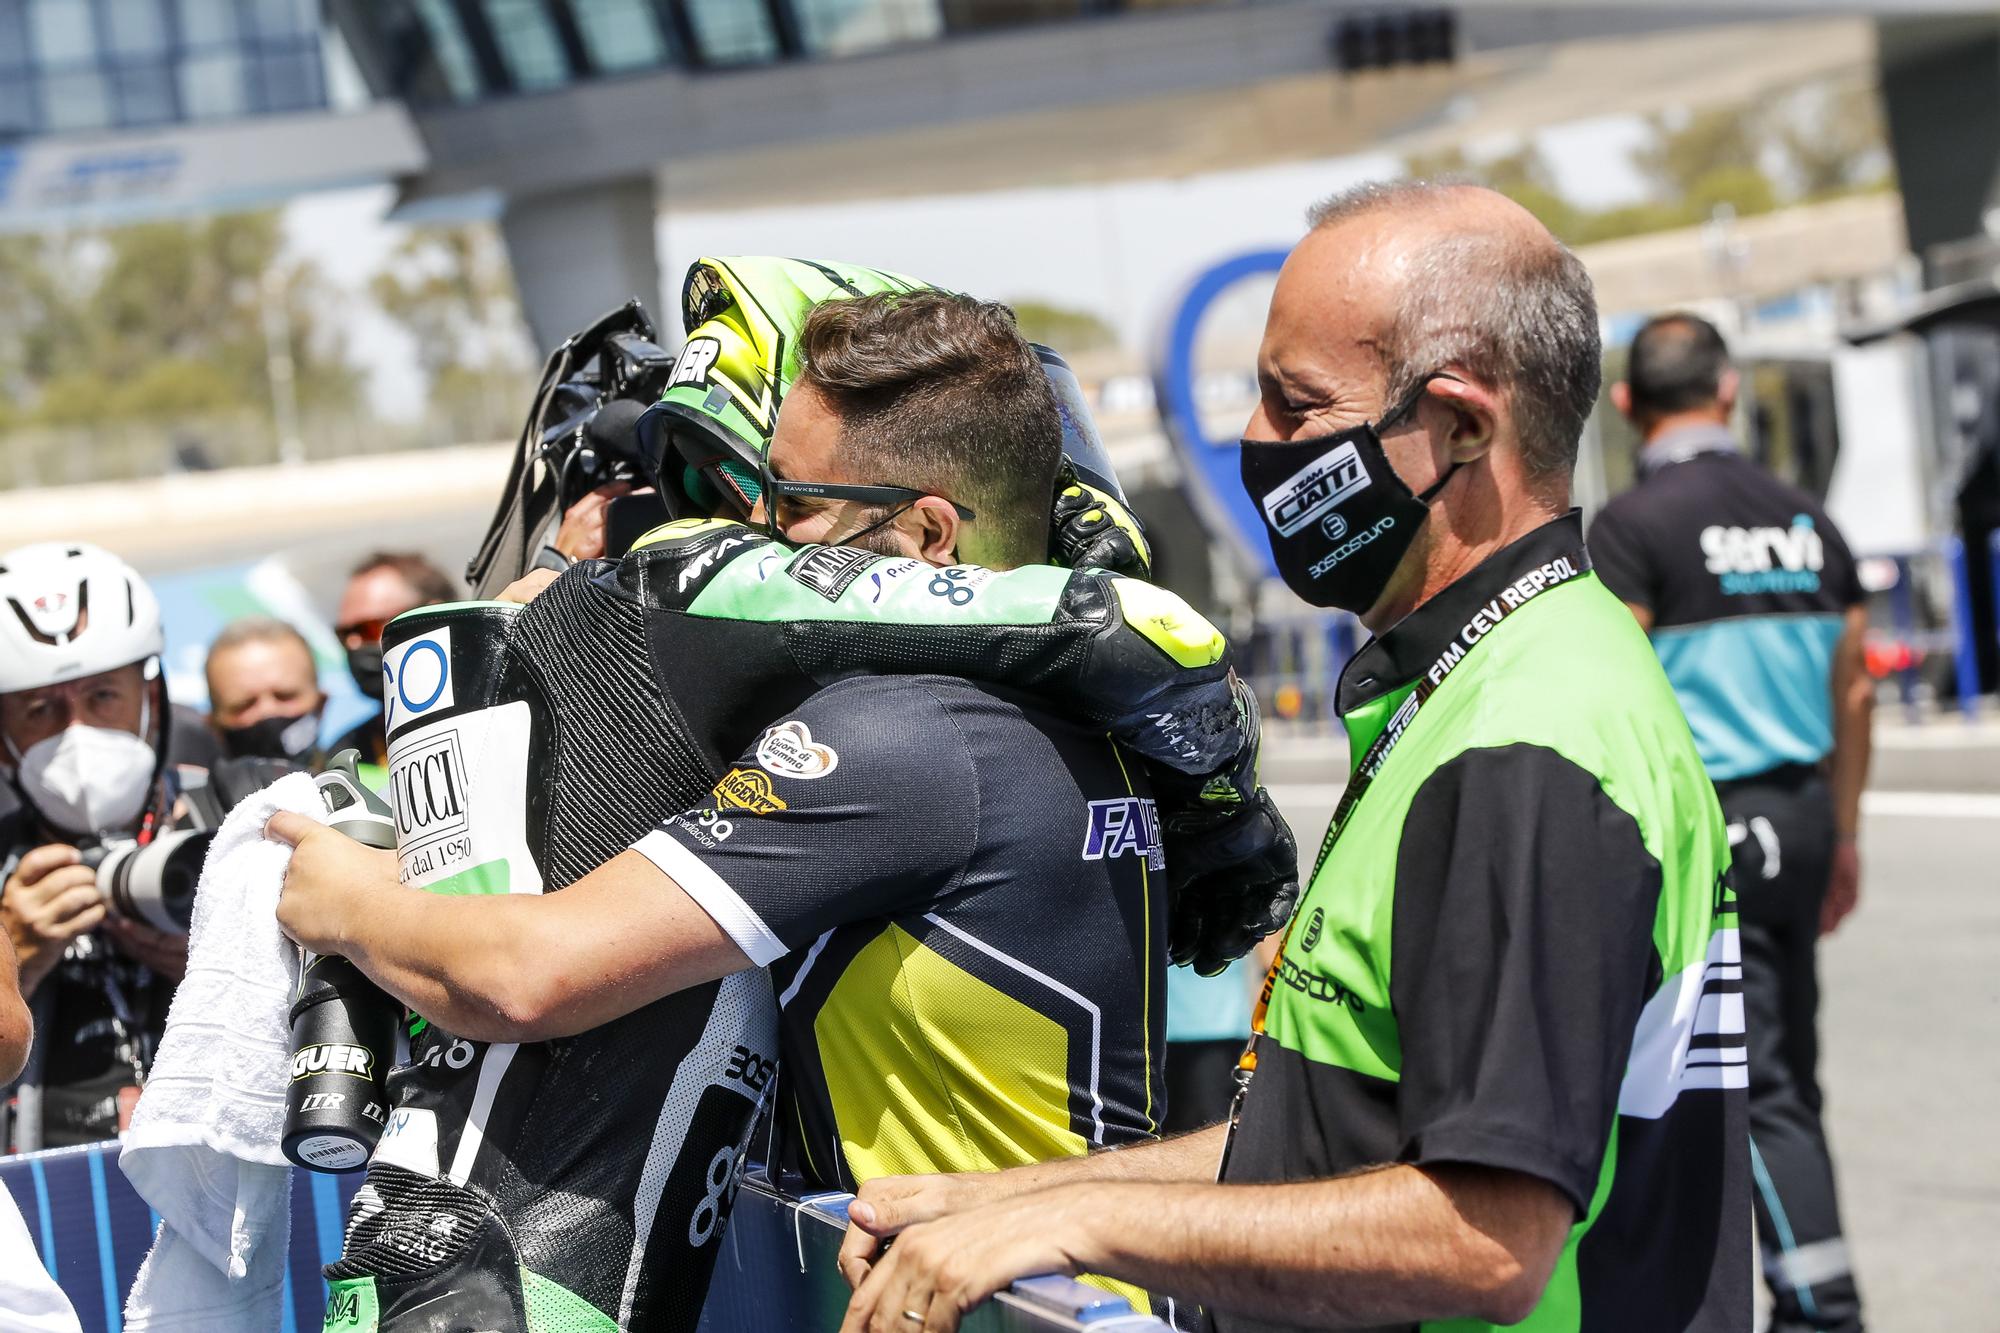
{"left": 282, "top": 752, "right": 404, "bottom": 1173}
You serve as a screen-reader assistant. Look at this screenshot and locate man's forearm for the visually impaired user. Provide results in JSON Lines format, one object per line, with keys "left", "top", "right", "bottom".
{"left": 1831, "top": 679, "right": 1873, "bottom": 840}
{"left": 1072, "top": 1164, "right": 1569, "bottom": 1328}
{"left": 338, "top": 888, "right": 548, "bottom": 1041}
{"left": 1830, "top": 608, "right": 1873, "bottom": 839}
{"left": 1008, "top": 1122, "right": 1228, "bottom": 1195}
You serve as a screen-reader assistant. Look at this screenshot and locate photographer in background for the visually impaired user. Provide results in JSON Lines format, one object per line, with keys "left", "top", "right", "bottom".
{"left": 329, "top": 552, "right": 459, "bottom": 775}
{"left": 0, "top": 543, "right": 190, "bottom": 1150}
{"left": 205, "top": 617, "right": 326, "bottom": 767}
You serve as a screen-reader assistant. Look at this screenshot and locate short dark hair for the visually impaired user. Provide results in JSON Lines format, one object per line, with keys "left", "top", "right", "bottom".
{"left": 1625, "top": 313, "right": 1732, "bottom": 421}
{"left": 1308, "top": 180, "right": 1602, "bottom": 486}
{"left": 350, "top": 551, "right": 459, "bottom": 606}
{"left": 796, "top": 291, "right": 1062, "bottom": 566}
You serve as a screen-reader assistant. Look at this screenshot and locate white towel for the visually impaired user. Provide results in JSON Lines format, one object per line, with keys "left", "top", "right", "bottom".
{"left": 118, "top": 772, "right": 326, "bottom": 1331}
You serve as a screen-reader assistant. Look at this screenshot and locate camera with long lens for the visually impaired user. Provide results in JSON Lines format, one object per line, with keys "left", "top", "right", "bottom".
{"left": 82, "top": 828, "right": 217, "bottom": 936}
{"left": 535, "top": 300, "right": 677, "bottom": 521}
{"left": 468, "top": 300, "right": 684, "bottom": 595}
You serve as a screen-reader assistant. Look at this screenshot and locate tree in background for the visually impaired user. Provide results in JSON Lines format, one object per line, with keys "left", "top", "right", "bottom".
{"left": 1407, "top": 74, "right": 1895, "bottom": 250}
{"left": 371, "top": 224, "right": 535, "bottom": 443}
{"left": 1007, "top": 300, "right": 1119, "bottom": 355}
{"left": 0, "top": 211, "right": 361, "bottom": 438}
{"left": 1402, "top": 143, "right": 1586, "bottom": 240}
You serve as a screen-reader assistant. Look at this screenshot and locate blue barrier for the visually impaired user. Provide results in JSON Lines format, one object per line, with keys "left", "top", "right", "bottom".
{"left": 0, "top": 1143, "right": 362, "bottom": 1333}
{"left": 4, "top": 1147, "right": 1171, "bottom": 1332}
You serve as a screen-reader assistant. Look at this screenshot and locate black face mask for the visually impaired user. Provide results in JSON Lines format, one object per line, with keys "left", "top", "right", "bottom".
{"left": 1238, "top": 374, "right": 1460, "bottom": 614}
{"left": 220, "top": 710, "right": 323, "bottom": 764}
{"left": 347, "top": 644, "right": 385, "bottom": 700}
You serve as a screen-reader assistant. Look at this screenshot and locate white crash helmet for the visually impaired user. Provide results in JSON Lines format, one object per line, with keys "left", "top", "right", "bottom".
{"left": 0, "top": 542, "right": 164, "bottom": 695}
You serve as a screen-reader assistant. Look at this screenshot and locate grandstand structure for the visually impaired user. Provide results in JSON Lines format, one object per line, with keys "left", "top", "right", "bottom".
{"left": 0, "top": 1, "right": 1996, "bottom": 343}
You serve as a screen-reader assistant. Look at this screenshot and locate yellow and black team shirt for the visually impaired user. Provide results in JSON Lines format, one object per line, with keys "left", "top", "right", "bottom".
{"left": 632, "top": 671, "right": 1169, "bottom": 1191}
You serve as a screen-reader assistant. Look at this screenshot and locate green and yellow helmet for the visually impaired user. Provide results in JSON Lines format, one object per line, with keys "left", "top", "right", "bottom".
{"left": 637, "top": 254, "right": 1134, "bottom": 522}
{"left": 636, "top": 256, "right": 927, "bottom": 517}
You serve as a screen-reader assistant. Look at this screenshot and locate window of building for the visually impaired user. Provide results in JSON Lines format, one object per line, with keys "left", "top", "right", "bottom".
{"left": 177, "top": 45, "right": 246, "bottom": 117}
{"left": 110, "top": 60, "right": 177, "bottom": 122}
{"left": 0, "top": 75, "right": 36, "bottom": 135}
{"left": 684, "top": 0, "right": 778, "bottom": 66}
{"left": 0, "top": 0, "right": 33, "bottom": 70}
{"left": 250, "top": 43, "right": 322, "bottom": 110}
{"left": 174, "top": 0, "right": 239, "bottom": 46}
{"left": 482, "top": 0, "right": 569, "bottom": 90}
{"left": 795, "top": 0, "right": 942, "bottom": 56}
{"left": 28, "top": 0, "right": 96, "bottom": 65}
{"left": 573, "top": 0, "right": 666, "bottom": 74}
{"left": 245, "top": 0, "right": 316, "bottom": 40}
{"left": 413, "top": 0, "right": 485, "bottom": 100}
{"left": 39, "top": 65, "right": 112, "bottom": 130}
{"left": 102, "top": 0, "right": 170, "bottom": 58}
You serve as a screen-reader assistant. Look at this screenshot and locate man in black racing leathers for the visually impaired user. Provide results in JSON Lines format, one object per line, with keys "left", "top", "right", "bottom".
{"left": 291, "top": 262, "right": 1295, "bottom": 1333}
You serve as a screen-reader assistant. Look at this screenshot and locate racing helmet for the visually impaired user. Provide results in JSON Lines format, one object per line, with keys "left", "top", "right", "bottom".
{"left": 636, "top": 255, "right": 1132, "bottom": 517}
{"left": 637, "top": 256, "right": 926, "bottom": 517}
{"left": 0, "top": 542, "right": 163, "bottom": 695}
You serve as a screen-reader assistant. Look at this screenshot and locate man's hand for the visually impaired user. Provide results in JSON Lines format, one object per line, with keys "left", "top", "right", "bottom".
{"left": 1822, "top": 838, "right": 1860, "bottom": 937}
{"left": 1, "top": 844, "right": 105, "bottom": 996}
{"left": 266, "top": 810, "right": 399, "bottom": 955}
{"left": 1162, "top": 788, "right": 1300, "bottom": 975}
{"left": 1049, "top": 465, "right": 1150, "bottom": 580}
{"left": 1153, "top": 679, "right": 1301, "bottom": 974}
{"left": 840, "top": 1184, "right": 1103, "bottom": 1333}
{"left": 102, "top": 916, "right": 188, "bottom": 981}
{"left": 498, "top": 568, "right": 561, "bottom": 605}
{"left": 553, "top": 481, "right": 637, "bottom": 562}
{"left": 838, "top": 1173, "right": 1006, "bottom": 1288}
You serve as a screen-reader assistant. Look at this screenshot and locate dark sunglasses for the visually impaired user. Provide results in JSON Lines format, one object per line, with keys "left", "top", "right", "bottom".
{"left": 756, "top": 462, "right": 974, "bottom": 541}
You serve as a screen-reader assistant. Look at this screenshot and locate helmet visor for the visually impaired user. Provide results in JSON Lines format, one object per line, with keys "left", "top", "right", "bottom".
{"left": 1037, "top": 347, "right": 1128, "bottom": 506}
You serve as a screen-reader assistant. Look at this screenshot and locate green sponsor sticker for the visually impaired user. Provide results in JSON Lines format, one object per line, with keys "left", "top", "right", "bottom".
{"left": 323, "top": 1276, "right": 379, "bottom": 1332}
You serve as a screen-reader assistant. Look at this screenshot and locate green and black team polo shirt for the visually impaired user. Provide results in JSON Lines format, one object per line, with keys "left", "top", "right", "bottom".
{"left": 1220, "top": 513, "right": 1751, "bottom": 1333}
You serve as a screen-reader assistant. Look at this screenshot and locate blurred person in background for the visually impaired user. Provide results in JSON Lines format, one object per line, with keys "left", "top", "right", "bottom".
{"left": 204, "top": 616, "right": 326, "bottom": 767}
{"left": 0, "top": 543, "right": 189, "bottom": 1151}
{"left": 1592, "top": 313, "right": 1870, "bottom": 1333}
{"left": 836, "top": 182, "right": 1747, "bottom": 1333}
{"left": 329, "top": 551, "right": 459, "bottom": 774}
{"left": 1161, "top": 956, "right": 1260, "bottom": 1133}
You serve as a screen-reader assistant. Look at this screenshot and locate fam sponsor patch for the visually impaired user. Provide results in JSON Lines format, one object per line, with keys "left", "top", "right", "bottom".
{"left": 1260, "top": 439, "right": 1370, "bottom": 537}
{"left": 712, "top": 767, "right": 788, "bottom": 814}
{"left": 756, "top": 720, "right": 839, "bottom": 779}
{"left": 382, "top": 627, "right": 453, "bottom": 733}
{"left": 1081, "top": 796, "right": 1165, "bottom": 870}
{"left": 787, "top": 545, "right": 881, "bottom": 601}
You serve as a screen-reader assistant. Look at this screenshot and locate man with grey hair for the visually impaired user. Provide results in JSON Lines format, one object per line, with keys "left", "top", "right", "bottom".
{"left": 836, "top": 182, "right": 1748, "bottom": 1333}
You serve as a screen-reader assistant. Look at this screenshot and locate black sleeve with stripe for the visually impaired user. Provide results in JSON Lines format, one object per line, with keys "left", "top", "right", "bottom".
{"left": 1389, "top": 744, "right": 1664, "bottom": 1214}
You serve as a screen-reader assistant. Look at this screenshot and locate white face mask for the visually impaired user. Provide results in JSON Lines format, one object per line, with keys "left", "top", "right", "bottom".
{"left": 8, "top": 699, "right": 156, "bottom": 838}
